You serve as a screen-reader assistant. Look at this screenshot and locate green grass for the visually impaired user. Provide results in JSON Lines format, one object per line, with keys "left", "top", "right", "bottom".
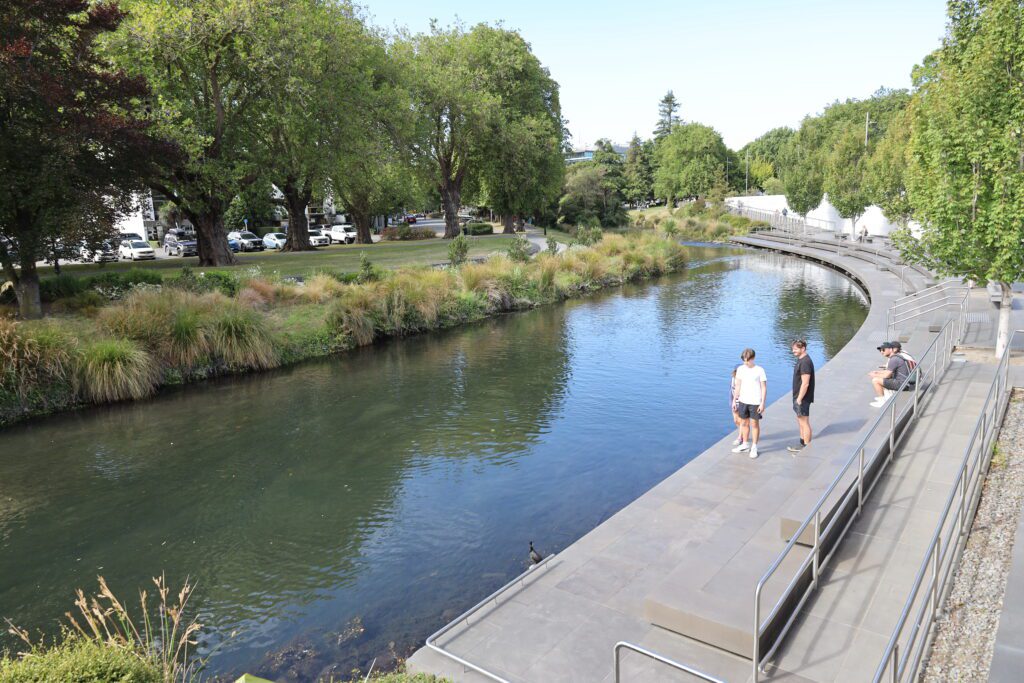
{"left": 0, "top": 637, "right": 161, "bottom": 683}
{"left": 42, "top": 237, "right": 518, "bottom": 280}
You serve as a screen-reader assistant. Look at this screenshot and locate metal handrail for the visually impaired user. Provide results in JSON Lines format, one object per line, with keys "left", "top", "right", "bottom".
{"left": 613, "top": 642, "right": 726, "bottom": 683}
{"left": 871, "top": 330, "right": 1019, "bottom": 683}
{"left": 425, "top": 555, "right": 556, "bottom": 683}
{"left": 752, "top": 318, "right": 957, "bottom": 681}
{"left": 885, "top": 286, "right": 970, "bottom": 344}
{"left": 891, "top": 279, "right": 966, "bottom": 309}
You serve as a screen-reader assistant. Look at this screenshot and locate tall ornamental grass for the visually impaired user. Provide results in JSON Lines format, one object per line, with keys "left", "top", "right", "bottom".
{"left": 77, "top": 339, "right": 160, "bottom": 403}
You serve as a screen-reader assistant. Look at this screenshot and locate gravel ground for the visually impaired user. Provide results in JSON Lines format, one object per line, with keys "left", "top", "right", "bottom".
{"left": 921, "top": 390, "right": 1024, "bottom": 682}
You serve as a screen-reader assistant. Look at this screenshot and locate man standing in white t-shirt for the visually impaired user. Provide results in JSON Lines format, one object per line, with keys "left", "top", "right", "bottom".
{"left": 731, "top": 348, "right": 767, "bottom": 459}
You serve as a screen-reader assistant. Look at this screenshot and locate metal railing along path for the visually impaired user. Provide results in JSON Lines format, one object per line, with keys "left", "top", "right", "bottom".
{"left": 424, "top": 554, "right": 556, "bottom": 683}
{"left": 752, "top": 318, "right": 958, "bottom": 682}
{"left": 885, "top": 280, "right": 970, "bottom": 343}
{"left": 613, "top": 642, "right": 726, "bottom": 683}
{"left": 871, "top": 330, "right": 1019, "bottom": 683}
{"left": 725, "top": 204, "right": 836, "bottom": 235}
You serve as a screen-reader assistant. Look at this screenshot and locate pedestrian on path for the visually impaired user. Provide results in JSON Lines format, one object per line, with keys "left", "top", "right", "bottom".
{"left": 869, "top": 342, "right": 910, "bottom": 407}
{"left": 732, "top": 349, "right": 767, "bottom": 459}
{"left": 731, "top": 365, "right": 746, "bottom": 447}
{"left": 788, "top": 340, "right": 815, "bottom": 453}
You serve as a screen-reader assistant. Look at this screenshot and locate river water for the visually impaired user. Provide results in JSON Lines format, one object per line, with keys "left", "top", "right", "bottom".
{"left": 0, "top": 246, "right": 867, "bottom": 681}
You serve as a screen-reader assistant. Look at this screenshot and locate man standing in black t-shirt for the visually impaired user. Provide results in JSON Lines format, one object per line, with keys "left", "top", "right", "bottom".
{"left": 788, "top": 339, "right": 815, "bottom": 453}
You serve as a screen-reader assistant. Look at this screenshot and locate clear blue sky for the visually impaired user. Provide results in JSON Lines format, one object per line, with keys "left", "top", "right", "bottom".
{"left": 365, "top": 0, "right": 948, "bottom": 150}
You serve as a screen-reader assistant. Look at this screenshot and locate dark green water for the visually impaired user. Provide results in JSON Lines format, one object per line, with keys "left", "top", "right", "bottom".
{"left": 0, "top": 246, "right": 867, "bottom": 681}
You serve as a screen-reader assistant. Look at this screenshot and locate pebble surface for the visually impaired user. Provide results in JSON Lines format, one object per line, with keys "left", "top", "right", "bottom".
{"left": 921, "top": 391, "right": 1024, "bottom": 682}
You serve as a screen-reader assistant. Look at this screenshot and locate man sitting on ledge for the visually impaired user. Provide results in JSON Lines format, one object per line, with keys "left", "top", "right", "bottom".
{"left": 869, "top": 341, "right": 910, "bottom": 407}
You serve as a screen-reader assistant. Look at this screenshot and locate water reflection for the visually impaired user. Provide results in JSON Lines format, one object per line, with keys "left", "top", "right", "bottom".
{"left": 0, "top": 246, "right": 866, "bottom": 681}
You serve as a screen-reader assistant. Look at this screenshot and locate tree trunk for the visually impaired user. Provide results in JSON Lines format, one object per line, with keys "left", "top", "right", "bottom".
{"left": 14, "top": 262, "right": 42, "bottom": 320}
{"left": 501, "top": 214, "right": 516, "bottom": 234}
{"left": 350, "top": 203, "right": 374, "bottom": 245}
{"left": 194, "top": 212, "right": 236, "bottom": 266}
{"left": 282, "top": 179, "right": 313, "bottom": 252}
{"left": 996, "top": 281, "right": 1013, "bottom": 357}
{"left": 440, "top": 181, "right": 461, "bottom": 239}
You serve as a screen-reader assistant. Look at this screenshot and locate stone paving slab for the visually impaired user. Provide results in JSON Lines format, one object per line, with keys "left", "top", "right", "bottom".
{"left": 407, "top": 235, "right": 982, "bottom": 683}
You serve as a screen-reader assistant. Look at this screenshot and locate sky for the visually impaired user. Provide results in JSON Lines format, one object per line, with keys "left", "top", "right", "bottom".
{"left": 365, "top": 0, "right": 949, "bottom": 150}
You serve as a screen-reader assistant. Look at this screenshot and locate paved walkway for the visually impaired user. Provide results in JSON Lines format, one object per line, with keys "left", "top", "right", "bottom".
{"left": 408, "top": 234, "right": 949, "bottom": 682}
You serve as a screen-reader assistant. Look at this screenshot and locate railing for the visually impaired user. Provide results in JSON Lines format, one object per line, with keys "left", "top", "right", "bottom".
{"left": 613, "top": 642, "right": 726, "bottom": 683}
{"left": 871, "top": 330, "right": 1019, "bottom": 682}
{"left": 752, "top": 318, "right": 958, "bottom": 682}
{"left": 725, "top": 204, "right": 836, "bottom": 234}
{"left": 885, "top": 280, "right": 970, "bottom": 343}
{"left": 424, "top": 554, "right": 556, "bottom": 683}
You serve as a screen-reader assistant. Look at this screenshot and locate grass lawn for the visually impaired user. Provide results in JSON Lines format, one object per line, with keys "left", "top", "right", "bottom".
{"left": 42, "top": 236, "right": 517, "bottom": 280}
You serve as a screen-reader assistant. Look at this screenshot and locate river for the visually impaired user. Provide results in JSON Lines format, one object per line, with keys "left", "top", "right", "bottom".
{"left": 0, "top": 245, "right": 867, "bottom": 681}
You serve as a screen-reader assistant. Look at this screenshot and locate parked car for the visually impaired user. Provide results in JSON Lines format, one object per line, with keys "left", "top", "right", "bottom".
{"left": 118, "top": 239, "right": 156, "bottom": 261}
{"left": 163, "top": 231, "right": 198, "bottom": 257}
{"left": 228, "top": 237, "right": 240, "bottom": 253}
{"left": 404, "top": 214, "right": 417, "bottom": 224}
{"left": 227, "top": 230, "right": 264, "bottom": 252}
{"left": 79, "top": 241, "right": 117, "bottom": 263}
{"left": 308, "top": 229, "right": 331, "bottom": 247}
{"left": 327, "top": 224, "right": 357, "bottom": 244}
{"left": 119, "top": 232, "right": 146, "bottom": 243}
{"left": 263, "top": 232, "right": 287, "bottom": 250}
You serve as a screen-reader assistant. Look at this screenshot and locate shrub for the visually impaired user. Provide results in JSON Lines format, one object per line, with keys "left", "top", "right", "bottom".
{"left": 56, "top": 290, "right": 107, "bottom": 314}
{"left": 168, "top": 268, "right": 239, "bottom": 297}
{"left": 39, "top": 274, "right": 88, "bottom": 302}
{"left": 381, "top": 226, "right": 435, "bottom": 241}
{"left": 464, "top": 222, "right": 493, "bottom": 236}
{"left": 507, "top": 235, "right": 532, "bottom": 263}
{"left": 574, "top": 225, "right": 604, "bottom": 247}
{"left": 448, "top": 235, "right": 470, "bottom": 266}
{"left": 546, "top": 236, "right": 559, "bottom": 255}
{"left": 0, "top": 637, "right": 161, "bottom": 683}
{"left": 328, "top": 285, "right": 380, "bottom": 346}
{"left": 302, "top": 273, "right": 346, "bottom": 303}
{"left": 0, "top": 320, "right": 74, "bottom": 403}
{"left": 77, "top": 338, "right": 159, "bottom": 403}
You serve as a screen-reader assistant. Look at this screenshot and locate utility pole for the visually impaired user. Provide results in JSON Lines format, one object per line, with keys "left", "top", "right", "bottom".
{"left": 864, "top": 111, "right": 870, "bottom": 147}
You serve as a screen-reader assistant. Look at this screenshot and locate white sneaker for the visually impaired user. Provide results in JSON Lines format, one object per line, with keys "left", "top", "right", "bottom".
{"left": 731, "top": 437, "right": 743, "bottom": 446}
{"left": 732, "top": 442, "right": 750, "bottom": 453}
{"left": 870, "top": 397, "right": 886, "bottom": 407}
{"left": 749, "top": 445, "right": 759, "bottom": 459}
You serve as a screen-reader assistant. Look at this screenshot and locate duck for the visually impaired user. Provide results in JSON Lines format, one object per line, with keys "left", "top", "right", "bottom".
{"left": 529, "top": 541, "right": 543, "bottom": 565}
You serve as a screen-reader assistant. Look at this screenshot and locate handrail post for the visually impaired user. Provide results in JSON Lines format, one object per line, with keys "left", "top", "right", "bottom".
{"left": 858, "top": 447, "right": 866, "bottom": 509}
{"left": 813, "top": 510, "right": 822, "bottom": 588}
{"left": 959, "top": 468, "right": 968, "bottom": 537}
{"left": 931, "top": 544, "right": 940, "bottom": 618}
{"left": 753, "top": 588, "right": 761, "bottom": 683}
{"left": 889, "top": 401, "right": 896, "bottom": 462}
{"left": 891, "top": 643, "right": 899, "bottom": 683}
{"left": 913, "top": 369, "right": 920, "bottom": 415}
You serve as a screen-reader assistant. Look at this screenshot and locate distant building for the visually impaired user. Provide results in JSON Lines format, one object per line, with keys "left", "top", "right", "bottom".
{"left": 565, "top": 144, "right": 628, "bottom": 165}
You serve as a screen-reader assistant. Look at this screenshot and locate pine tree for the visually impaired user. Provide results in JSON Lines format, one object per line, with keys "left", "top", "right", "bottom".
{"left": 654, "top": 90, "right": 680, "bottom": 139}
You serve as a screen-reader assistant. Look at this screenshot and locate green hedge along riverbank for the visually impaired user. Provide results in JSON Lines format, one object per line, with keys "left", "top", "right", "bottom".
{"left": 0, "top": 232, "right": 686, "bottom": 427}
{"left": 630, "top": 201, "right": 767, "bottom": 240}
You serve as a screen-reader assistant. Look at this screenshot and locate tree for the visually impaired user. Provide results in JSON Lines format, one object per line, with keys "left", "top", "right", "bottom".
{"left": 472, "top": 27, "right": 565, "bottom": 234}
{"left": 899, "top": 0, "right": 1024, "bottom": 355}
{"left": 748, "top": 158, "right": 775, "bottom": 190}
{"left": 823, "top": 123, "right": 871, "bottom": 236}
{"left": 558, "top": 163, "right": 626, "bottom": 227}
{"left": 623, "top": 134, "right": 654, "bottom": 205}
{"left": 739, "top": 127, "right": 794, "bottom": 174}
{"left": 866, "top": 108, "right": 913, "bottom": 226}
{"left": 0, "top": 0, "right": 162, "bottom": 318}
{"left": 653, "top": 123, "right": 728, "bottom": 203}
{"left": 110, "top": 0, "right": 279, "bottom": 265}
{"left": 654, "top": 90, "right": 680, "bottom": 139}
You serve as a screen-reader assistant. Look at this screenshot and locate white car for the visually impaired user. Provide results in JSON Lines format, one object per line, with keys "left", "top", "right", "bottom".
{"left": 80, "top": 242, "right": 118, "bottom": 262}
{"left": 118, "top": 239, "right": 156, "bottom": 261}
{"left": 263, "top": 232, "right": 287, "bottom": 250}
{"left": 327, "top": 224, "right": 357, "bottom": 244}
{"left": 308, "top": 229, "right": 331, "bottom": 247}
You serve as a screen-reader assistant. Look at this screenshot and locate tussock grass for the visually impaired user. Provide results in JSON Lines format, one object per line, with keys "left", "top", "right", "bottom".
{"left": 3, "top": 233, "right": 687, "bottom": 425}
{"left": 77, "top": 339, "right": 159, "bottom": 403}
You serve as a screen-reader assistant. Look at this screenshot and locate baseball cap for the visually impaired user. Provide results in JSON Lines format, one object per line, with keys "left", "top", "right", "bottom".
{"left": 877, "top": 342, "right": 895, "bottom": 351}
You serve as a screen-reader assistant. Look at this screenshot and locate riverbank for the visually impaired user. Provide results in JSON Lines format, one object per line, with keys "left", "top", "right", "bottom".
{"left": 629, "top": 201, "right": 768, "bottom": 241}
{"left": 0, "top": 232, "right": 686, "bottom": 428}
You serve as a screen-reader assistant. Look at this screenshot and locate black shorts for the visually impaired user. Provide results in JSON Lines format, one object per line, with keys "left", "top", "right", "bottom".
{"left": 882, "top": 378, "right": 903, "bottom": 391}
{"left": 737, "top": 402, "right": 762, "bottom": 420}
{"left": 793, "top": 398, "right": 811, "bottom": 417}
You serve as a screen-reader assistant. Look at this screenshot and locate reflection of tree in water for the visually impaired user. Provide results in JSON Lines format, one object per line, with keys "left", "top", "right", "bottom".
{"left": 0, "top": 305, "right": 572, "bottom": 681}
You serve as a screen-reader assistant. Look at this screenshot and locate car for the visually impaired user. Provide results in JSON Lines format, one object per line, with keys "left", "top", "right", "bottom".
{"left": 307, "top": 228, "right": 331, "bottom": 247}
{"left": 404, "top": 214, "right": 417, "bottom": 224}
{"left": 228, "top": 237, "right": 240, "bottom": 253}
{"left": 119, "top": 232, "right": 146, "bottom": 243}
{"left": 79, "top": 241, "right": 117, "bottom": 263}
{"left": 327, "top": 224, "right": 357, "bottom": 244}
{"left": 263, "top": 232, "right": 287, "bottom": 250}
{"left": 163, "top": 231, "right": 198, "bottom": 257}
{"left": 118, "top": 239, "right": 156, "bottom": 261}
{"left": 227, "top": 230, "right": 264, "bottom": 252}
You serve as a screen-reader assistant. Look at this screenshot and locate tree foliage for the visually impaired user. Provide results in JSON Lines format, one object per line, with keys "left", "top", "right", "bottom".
{"left": 654, "top": 90, "right": 681, "bottom": 139}
{"left": 623, "top": 134, "right": 655, "bottom": 204}
{"left": 653, "top": 123, "right": 728, "bottom": 203}
{"left": 898, "top": 0, "right": 1024, "bottom": 354}
{"left": 0, "top": 0, "right": 163, "bottom": 318}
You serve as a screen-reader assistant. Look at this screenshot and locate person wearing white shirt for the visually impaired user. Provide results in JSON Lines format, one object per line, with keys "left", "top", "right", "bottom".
{"left": 731, "top": 348, "right": 767, "bottom": 459}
